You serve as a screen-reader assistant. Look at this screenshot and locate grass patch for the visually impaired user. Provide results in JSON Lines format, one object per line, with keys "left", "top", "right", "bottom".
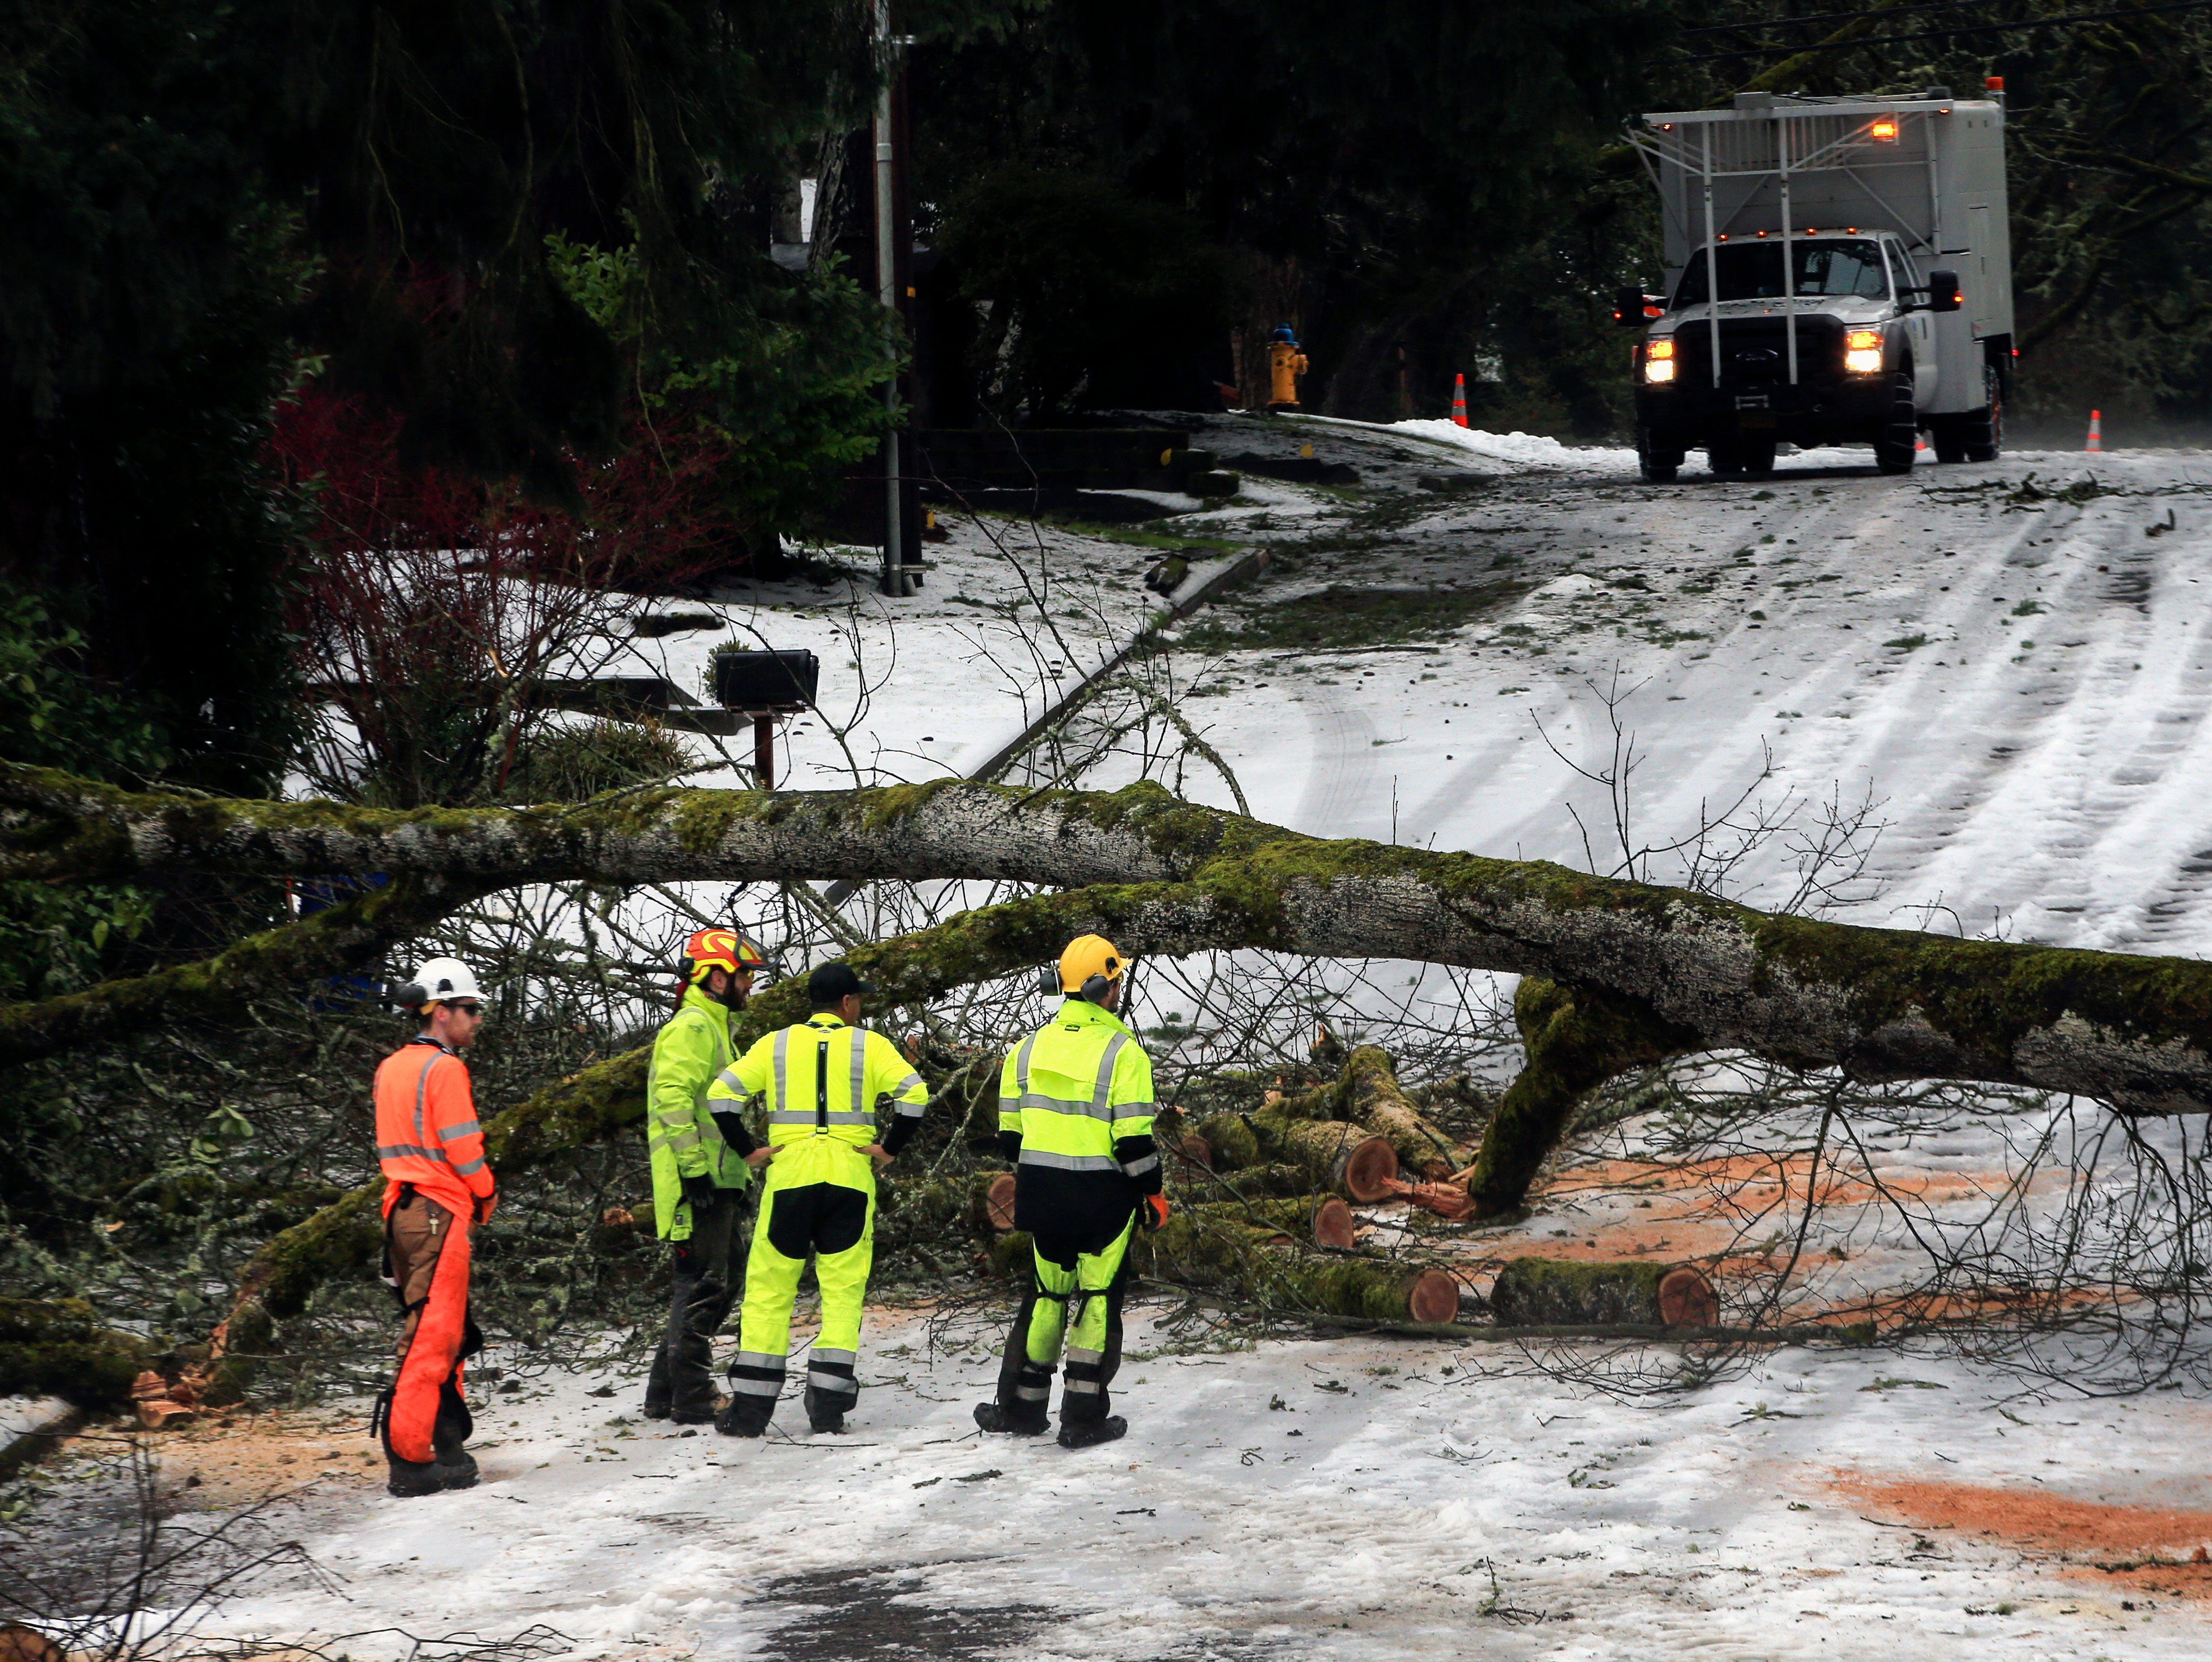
{"left": 1171, "top": 581, "right": 1527, "bottom": 653}
{"left": 1884, "top": 634, "right": 1928, "bottom": 650}
{"left": 964, "top": 506, "right": 1239, "bottom": 555}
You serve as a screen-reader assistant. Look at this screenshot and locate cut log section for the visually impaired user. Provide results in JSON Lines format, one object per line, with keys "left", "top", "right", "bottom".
{"left": 985, "top": 1173, "right": 1018, "bottom": 1232}
{"left": 1658, "top": 1264, "right": 1721, "bottom": 1326}
{"left": 1311, "top": 1195, "right": 1357, "bottom": 1250}
{"left": 1184, "top": 1162, "right": 1327, "bottom": 1202}
{"left": 1488, "top": 1257, "right": 1720, "bottom": 1327}
{"left": 1193, "top": 1113, "right": 1260, "bottom": 1170}
{"left": 1191, "top": 1112, "right": 1399, "bottom": 1200}
{"left": 1259, "top": 1116, "right": 1399, "bottom": 1201}
{"left": 1169, "top": 1197, "right": 1355, "bottom": 1250}
{"left": 1335, "top": 1046, "right": 1474, "bottom": 1179}
{"left": 1131, "top": 1205, "right": 1460, "bottom": 1324}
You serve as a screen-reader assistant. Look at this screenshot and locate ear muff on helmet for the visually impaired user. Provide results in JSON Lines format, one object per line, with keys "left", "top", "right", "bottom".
{"left": 1079, "top": 972, "right": 1113, "bottom": 1003}
{"left": 391, "top": 983, "right": 429, "bottom": 1011}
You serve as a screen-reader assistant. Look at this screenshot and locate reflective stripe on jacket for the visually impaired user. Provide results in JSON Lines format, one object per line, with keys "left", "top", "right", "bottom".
{"left": 707, "top": 1014, "right": 927, "bottom": 1151}
{"left": 646, "top": 984, "right": 746, "bottom": 1242}
{"left": 998, "top": 999, "right": 1159, "bottom": 1181}
{"left": 374, "top": 1037, "right": 495, "bottom": 1218}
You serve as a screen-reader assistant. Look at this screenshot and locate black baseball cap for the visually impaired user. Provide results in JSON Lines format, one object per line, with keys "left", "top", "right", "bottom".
{"left": 808, "top": 961, "right": 875, "bottom": 1006}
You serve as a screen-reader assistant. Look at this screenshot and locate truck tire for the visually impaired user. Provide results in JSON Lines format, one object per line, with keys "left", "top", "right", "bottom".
{"left": 1963, "top": 363, "right": 2003, "bottom": 463}
{"left": 1636, "top": 425, "right": 1683, "bottom": 484}
{"left": 1707, "top": 438, "right": 1746, "bottom": 476}
{"left": 1873, "top": 370, "right": 1919, "bottom": 475}
{"left": 1929, "top": 418, "right": 1969, "bottom": 464}
{"left": 1738, "top": 438, "right": 1777, "bottom": 477}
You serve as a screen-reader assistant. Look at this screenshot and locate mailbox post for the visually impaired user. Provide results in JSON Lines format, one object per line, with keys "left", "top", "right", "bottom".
{"left": 711, "top": 649, "right": 821, "bottom": 790}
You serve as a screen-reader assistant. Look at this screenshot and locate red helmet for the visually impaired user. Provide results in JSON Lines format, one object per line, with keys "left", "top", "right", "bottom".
{"left": 684, "top": 927, "right": 770, "bottom": 983}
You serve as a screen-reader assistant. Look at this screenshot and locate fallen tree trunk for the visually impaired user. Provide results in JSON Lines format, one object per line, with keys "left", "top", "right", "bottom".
{"left": 0, "top": 1298, "right": 147, "bottom": 1412}
{"left": 13, "top": 767, "right": 2212, "bottom": 1120}
{"left": 1132, "top": 1210, "right": 1461, "bottom": 1324}
{"left": 1488, "top": 1257, "right": 1720, "bottom": 1327}
{"left": 0, "top": 874, "right": 492, "bottom": 1067}
{"left": 1191, "top": 1108, "right": 1399, "bottom": 1201}
{"left": 1317, "top": 1045, "right": 1474, "bottom": 1178}
{"left": 1465, "top": 977, "right": 1697, "bottom": 1216}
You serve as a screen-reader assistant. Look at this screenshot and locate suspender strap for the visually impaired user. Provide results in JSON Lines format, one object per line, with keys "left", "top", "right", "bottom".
{"left": 816, "top": 1038, "right": 830, "bottom": 1131}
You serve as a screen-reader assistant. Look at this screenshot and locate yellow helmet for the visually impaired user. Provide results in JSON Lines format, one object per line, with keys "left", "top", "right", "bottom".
{"left": 1058, "top": 934, "right": 1126, "bottom": 998}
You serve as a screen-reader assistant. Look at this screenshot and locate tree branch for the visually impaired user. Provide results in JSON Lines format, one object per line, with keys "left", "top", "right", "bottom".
{"left": 0, "top": 874, "right": 494, "bottom": 1067}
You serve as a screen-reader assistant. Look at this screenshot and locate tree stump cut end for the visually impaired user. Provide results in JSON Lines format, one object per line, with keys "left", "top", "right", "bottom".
{"left": 1311, "top": 1196, "right": 1357, "bottom": 1250}
{"left": 1339, "top": 1136, "right": 1399, "bottom": 1202}
{"left": 985, "top": 1174, "right": 1018, "bottom": 1232}
{"left": 1657, "top": 1265, "right": 1719, "bottom": 1327}
{"left": 1406, "top": 1268, "right": 1460, "bottom": 1325}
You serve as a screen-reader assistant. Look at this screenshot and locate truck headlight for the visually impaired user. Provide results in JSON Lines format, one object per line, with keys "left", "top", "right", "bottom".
{"left": 1844, "top": 329, "right": 1883, "bottom": 375}
{"left": 1643, "top": 339, "right": 1675, "bottom": 384}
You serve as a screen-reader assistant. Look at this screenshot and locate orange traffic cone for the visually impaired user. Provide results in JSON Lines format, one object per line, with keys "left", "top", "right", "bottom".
{"left": 1450, "top": 374, "right": 1468, "bottom": 428}
{"left": 2085, "top": 409, "right": 2103, "bottom": 453}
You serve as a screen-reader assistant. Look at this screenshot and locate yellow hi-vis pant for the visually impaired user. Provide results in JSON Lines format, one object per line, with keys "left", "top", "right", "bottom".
{"left": 727, "top": 1136, "right": 875, "bottom": 1415}
{"left": 995, "top": 1213, "right": 1136, "bottom": 1425}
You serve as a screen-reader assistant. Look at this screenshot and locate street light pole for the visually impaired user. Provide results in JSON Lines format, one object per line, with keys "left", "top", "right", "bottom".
{"left": 873, "top": 0, "right": 911, "bottom": 599}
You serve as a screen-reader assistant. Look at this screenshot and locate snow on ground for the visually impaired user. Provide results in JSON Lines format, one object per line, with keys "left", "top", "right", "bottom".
{"left": 1150, "top": 434, "right": 2212, "bottom": 956}
{"left": 82, "top": 1307, "right": 2212, "bottom": 1660}
{"left": 32, "top": 425, "right": 2212, "bottom": 1658}
{"left": 584, "top": 512, "right": 1263, "bottom": 792}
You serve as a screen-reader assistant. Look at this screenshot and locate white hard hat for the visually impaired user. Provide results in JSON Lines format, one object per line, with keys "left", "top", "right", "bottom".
{"left": 398, "top": 956, "right": 488, "bottom": 1011}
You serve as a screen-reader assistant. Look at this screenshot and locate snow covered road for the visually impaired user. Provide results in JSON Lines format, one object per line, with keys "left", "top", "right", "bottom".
{"left": 167, "top": 1307, "right": 2212, "bottom": 1660}
{"left": 1157, "top": 429, "right": 2212, "bottom": 956}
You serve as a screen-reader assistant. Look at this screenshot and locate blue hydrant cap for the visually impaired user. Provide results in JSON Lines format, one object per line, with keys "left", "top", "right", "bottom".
{"left": 1272, "top": 325, "right": 1297, "bottom": 342}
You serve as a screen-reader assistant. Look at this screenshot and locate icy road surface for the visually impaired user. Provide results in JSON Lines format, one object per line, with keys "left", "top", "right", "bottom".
{"left": 1153, "top": 429, "right": 2212, "bottom": 956}
{"left": 162, "top": 1309, "right": 2212, "bottom": 1659}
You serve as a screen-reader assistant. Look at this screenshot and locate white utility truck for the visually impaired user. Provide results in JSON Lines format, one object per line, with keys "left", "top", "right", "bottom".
{"left": 1620, "top": 84, "right": 2012, "bottom": 481}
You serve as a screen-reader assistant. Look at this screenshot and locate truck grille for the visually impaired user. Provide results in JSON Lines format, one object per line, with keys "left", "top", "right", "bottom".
{"left": 1671, "top": 317, "right": 1847, "bottom": 389}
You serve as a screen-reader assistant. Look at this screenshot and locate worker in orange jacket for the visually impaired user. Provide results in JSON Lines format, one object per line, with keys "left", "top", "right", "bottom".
{"left": 371, "top": 957, "right": 496, "bottom": 1497}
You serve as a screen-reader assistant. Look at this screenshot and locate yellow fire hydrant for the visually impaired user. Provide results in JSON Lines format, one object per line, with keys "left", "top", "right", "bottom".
{"left": 1268, "top": 325, "right": 1308, "bottom": 407}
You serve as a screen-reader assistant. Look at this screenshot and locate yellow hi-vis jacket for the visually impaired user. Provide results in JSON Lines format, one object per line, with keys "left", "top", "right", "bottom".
{"left": 707, "top": 1013, "right": 928, "bottom": 1156}
{"left": 645, "top": 984, "right": 747, "bottom": 1241}
{"left": 997, "top": 998, "right": 1159, "bottom": 1237}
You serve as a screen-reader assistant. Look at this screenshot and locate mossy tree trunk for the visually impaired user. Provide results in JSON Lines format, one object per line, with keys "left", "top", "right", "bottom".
{"left": 0, "top": 1298, "right": 146, "bottom": 1411}
{"left": 0, "top": 874, "right": 493, "bottom": 1066}
{"left": 1464, "top": 978, "right": 1700, "bottom": 1216}
{"left": 12, "top": 765, "right": 2212, "bottom": 1117}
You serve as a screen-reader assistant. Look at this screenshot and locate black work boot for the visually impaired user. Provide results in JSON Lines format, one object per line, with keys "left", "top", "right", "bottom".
{"left": 1057, "top": 1414, "right": 1128, "bottom": 1450}
{"left": 386, "top": 1455, "right": 452, "bottom": 1497}
{"left": 672, "top": 1391, "right": 729, "bottom": 1427}
{"left": 804, "top": 1385, "right": 850, "bottom": 1434}
{"left": 430, "top": 1384, "right": 478, "bottom": 1488}
{"left": 973, "top": 1401, "right": 1049, "bottom": 1436}
{"left": 642, "top": 1345, "right": 673, "bottom": 1420}
{"left": 715, "top": 1394, "right": 775, "bottom": 1438}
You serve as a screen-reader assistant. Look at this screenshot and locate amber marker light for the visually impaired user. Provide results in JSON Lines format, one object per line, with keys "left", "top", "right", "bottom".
{"left": 1643, "top": 339, "right": 1677, "bottom": 384}
{"left": 1844, "top": 329, "right": 1883, "bottom": 375}
{"left": 1870, "top": 118, "right": 1899, "bottom": 142}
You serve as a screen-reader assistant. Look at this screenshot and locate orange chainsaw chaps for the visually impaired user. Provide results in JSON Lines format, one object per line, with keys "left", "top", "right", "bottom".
{"left": 387, "top": 1214, "right": 473, "bottom": 1464}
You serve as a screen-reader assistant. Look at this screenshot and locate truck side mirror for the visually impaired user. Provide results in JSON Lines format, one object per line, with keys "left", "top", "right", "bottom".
{"left": 1612, "top": 286, "right": 1657, "bottom": 327}
{"left": 1926, "top": 270, "right": 1962, "bottom": 313}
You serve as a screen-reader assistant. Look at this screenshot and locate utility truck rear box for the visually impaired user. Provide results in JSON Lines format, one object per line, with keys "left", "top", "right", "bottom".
{"left": 1622, "top": 88, "right": 2012, "bottom": 480}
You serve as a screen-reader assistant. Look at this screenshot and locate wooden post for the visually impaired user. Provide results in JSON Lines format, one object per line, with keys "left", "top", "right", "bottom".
{"left": 753, "top": 714, "right": 774, "bottom": 789}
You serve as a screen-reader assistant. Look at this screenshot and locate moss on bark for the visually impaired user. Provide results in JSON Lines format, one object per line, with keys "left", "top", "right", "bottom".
{"left": 18, "top": 762, "right": 2212, "bottom": 1113}
{"left": 0, "top": 1298, "right": 146, "bottom": 1410}
{"left": 1465, "top": 978, "right": 1699, "bottom": 1218}
{"left": 0, "top": 874, "right": 488, "bottom": 1066}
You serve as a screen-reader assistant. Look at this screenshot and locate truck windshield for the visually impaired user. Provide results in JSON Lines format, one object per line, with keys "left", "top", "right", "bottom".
{"left": 1672, "top": 239, "right": 1890, "bottom": 306}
